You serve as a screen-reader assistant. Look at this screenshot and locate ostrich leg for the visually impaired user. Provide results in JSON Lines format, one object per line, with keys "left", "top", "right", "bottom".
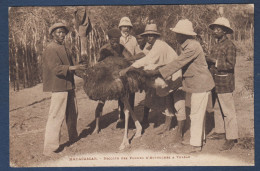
{"left": 123, "top": 96, "right": 142, "bottom": 138}
{"left": 119, "top": 98, "right": 130, "bottom": 150}
{"left": 119, "top": 95, "right": 142, "bottom": 150}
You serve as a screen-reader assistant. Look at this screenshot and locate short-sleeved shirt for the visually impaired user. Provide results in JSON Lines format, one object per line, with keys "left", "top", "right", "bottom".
{"left": 209, "top": 37, "right": 236, "bottom": 93}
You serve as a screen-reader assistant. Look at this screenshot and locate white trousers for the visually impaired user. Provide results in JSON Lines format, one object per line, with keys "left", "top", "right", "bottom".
{"left": 43, "top": 90, "right": 78, "bottom": 154}
{"left": 189, "top": 91, "right": 209, "bottom": 147}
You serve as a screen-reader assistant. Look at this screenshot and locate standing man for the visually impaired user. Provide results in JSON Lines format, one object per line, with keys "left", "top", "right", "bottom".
{"left": 148, "top": 19, "right": 215, "bottom": 152}
{"left": 42, "top": 23, "right": 86, "bottom": 156}
{"left": 206, "top": 17, "right": 239, "bottom": 151}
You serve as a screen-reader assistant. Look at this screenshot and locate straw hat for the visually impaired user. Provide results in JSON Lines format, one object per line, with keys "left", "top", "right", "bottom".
{"left": 170, "top": 19, "right": 197, "bottom": 36}
{"left": 140, "top": 24, "right": 161, "bottom": 36}
{"left": 49, "top": 23, "right": 69, "bottom": 35}
{"left": 209, "top": 17, "right": 233, "bottom": 34}
{"left": 118, "top": 17, "right": 133, "bottom": 28}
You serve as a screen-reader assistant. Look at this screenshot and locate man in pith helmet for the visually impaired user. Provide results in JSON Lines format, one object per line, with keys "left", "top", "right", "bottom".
{"left": 117, "top": 17, "right": 145, "bottom": 127}
{"left": 146, "top": 19, "right": 215, "bottom": 153}
{"left": 206, "top": 17, "right": 239, "bottom": 151}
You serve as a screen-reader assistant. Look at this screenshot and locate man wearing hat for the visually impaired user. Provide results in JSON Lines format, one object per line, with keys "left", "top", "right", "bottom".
{"left": 92, "top": 28, "right": 133, "bottom": 134}
{"left": 147, "top": 19, "right": 215, "bottom": 153}
{"left": 42, "top": 23, "right": 87, "bottom": 156}
{"left": 120, "top": 23, "right": 186, "bottom": 143}
{"left": 206, "top": 17, "right": 238, "bottom": 151}
{"left": 117, "top": 17, "right": 145, "bottom": 125}
{"left": 119, "top": 17, "right": 142, "bottom": 57}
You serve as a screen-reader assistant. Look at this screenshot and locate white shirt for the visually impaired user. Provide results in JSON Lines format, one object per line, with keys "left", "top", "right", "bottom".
{"left": 132, "top": 39, "right": 178, "bottom": 70}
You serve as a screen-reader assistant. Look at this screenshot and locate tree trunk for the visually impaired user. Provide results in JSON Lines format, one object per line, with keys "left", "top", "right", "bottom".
{"left": 22, "top": 48, "right": 27, "bottom": 88}
{"left": 14, "top": 47, "right": 19, "bottom": 91}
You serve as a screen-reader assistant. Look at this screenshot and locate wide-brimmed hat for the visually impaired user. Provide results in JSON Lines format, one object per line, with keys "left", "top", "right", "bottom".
{"left": 170, "top": 19, "right": 197, "bottom": 36}
{"left": 49, "top": 23, "right": 69, "bottom": 35}
{"left": 140, "top": 24, "right": 161, "bottom": 36}
{"left": 209, "top": 17, "right": 233, "bottom": 34}
{"left": 118, "top": 17, "right": 133, "bottom": 28}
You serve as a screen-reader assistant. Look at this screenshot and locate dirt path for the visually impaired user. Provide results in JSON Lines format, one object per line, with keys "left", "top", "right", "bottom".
{"left": 9, "top": 54, "right": 254, "bottom": 167}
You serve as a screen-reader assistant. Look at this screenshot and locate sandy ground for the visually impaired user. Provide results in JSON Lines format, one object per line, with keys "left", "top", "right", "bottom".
{"left": 9, "top": 54, "right": 254, "bottom": 167}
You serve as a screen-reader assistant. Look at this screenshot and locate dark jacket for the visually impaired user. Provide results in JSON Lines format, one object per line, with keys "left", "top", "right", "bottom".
{"left": 42, "top": 41, "right": 75, "bottom": 92}
{"left": 159, "top": 39, "right": 215, "bottom": 93}
{"left": 206, "top": 37, "right": 236, "bottom": 93}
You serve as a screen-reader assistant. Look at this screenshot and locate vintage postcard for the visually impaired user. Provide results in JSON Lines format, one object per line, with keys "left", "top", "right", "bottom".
{"left": 8, "top": 4, "right": 254, "bottom": 167}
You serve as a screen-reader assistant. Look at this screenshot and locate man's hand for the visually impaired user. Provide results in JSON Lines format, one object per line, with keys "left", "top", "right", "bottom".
{"left": 69, "top": 64, "right": 87, "bottom": 71}
{"left": 145, "top": 69, "right": 160, "bottom": 77}
{"left": 206, "top": 57, "right": 217, "bottom": 64}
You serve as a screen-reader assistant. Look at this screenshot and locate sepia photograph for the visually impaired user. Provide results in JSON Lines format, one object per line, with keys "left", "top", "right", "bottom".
{"left": 8, "top": 4, "right": 254, "bottom": 167}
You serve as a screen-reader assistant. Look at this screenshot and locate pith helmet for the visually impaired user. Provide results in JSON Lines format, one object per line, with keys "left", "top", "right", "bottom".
{"left": 118, "top": 17, "right": 133, "bottom": 28}
{"left": 170, "top": 19, "right": 197, "bottom": 36}
{"left": 209, "top": 17, "right": 233, "bottom": 34}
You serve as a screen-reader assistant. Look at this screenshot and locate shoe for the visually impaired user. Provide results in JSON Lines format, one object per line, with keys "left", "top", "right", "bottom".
{"left": 43, "top": 150, "right": 58, "bottom": 157}
{"left": 176, "top": 145, "right": 202, "bottom": 154}
{"left": 207, "top": 132, "right": 225, "bottom": 140}
{"left": 219, "top": 139, "right": 237, "bottom": 151}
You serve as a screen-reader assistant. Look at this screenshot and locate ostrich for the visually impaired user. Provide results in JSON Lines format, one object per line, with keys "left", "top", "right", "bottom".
{"left": 80, "top": 56, "right": 150, "bottom": 150}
